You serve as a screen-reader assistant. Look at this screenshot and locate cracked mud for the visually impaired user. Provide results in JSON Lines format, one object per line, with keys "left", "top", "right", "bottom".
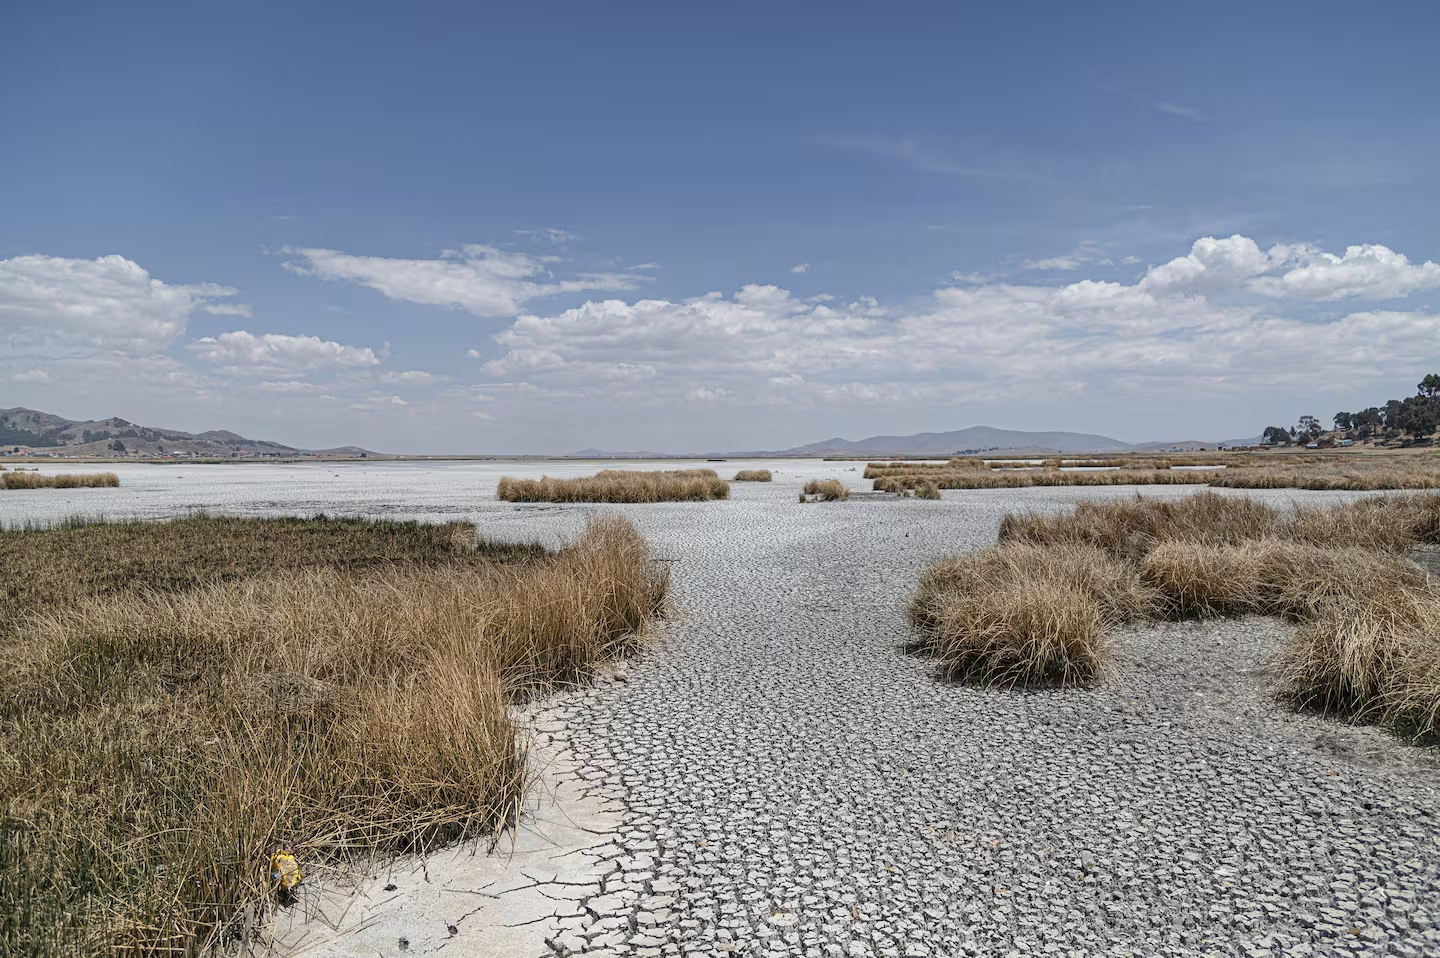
{"left": 292, "top": 480, "right": 1440, "bottom": 958}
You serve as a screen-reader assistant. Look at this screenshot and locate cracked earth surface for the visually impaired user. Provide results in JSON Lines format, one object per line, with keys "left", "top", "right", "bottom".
{"left": 302, "top": 482, "right": 1440, "bottom": 958}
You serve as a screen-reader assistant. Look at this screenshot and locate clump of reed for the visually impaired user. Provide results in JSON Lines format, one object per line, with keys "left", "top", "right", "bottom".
{"left": 875, "top": 469, "right": 1221, "bottom": 492}
{"left": 0, "top": 514, "right": 667, "bottom": 956}
{"left": 801, "top": 479, "right": 849, "bottom": 502}
{"left": 914, "top": 491, "right": 1440, "bottom": 740}
{"left": 733, "top": 469, "right": 773, "bottom": 482}
{"left": 497, "top": 468, "right": 730, "bottom": 503}
{"left": 912, "top": 480, "right": 942, "bottom": 500}
{"left": 1, "top": 471, "right": 119, "bottom": 489}
{"left": 913, "top": 544, "right": 1154, "bottom": 687}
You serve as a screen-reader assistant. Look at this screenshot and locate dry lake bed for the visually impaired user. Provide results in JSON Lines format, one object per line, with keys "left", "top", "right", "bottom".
{"left": 6, "top": 461, "right": 1440, "bottom": 958}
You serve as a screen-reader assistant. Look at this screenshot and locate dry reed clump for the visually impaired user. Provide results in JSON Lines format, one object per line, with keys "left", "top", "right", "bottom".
{"left": 733, "top": 469, "right": 773, "bottom": 482}
{"left": 801, "top": 479, "right": 849, "bottom": 501}
{"left": 873, "top": 453, "right": 1440, "bottom": 492}
{"left": 917, "top": 490, "right": 1440, "bottom": 738}
{"left": 912, "top": 480, "right": 942, "bottom": 499}
{"left": 1, "top": 471, "right": 119, "bottom": 489}
{"left": 874, "top": 469, "right": 1220, "bottom": 493}
{"left": 0, "top": 515, "right": 667, "bottom": 956}
{"left": 497, "top": 468, "right": 729, "bottom": 503}
{"left": 912, "top": 544, "right": 1153, "bottom": 686}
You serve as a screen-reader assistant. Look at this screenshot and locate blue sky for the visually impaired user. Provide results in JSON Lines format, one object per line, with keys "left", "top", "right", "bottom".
{"left": 3, "top": 2, "right": 1438, "bottom": 452}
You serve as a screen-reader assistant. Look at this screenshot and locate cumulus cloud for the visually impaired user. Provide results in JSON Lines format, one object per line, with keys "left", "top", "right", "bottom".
{"left": 188, "top": 330, "right": 380, "bottom": 373}
{"left": 1136, "top": 236, "right": 1440, "bottom": 301}
{"left": 1024, "top": 255, "right": 1084, "bottom": 271}
{"left": 284, "top": 244, "right": 643, "bottom": 318}
{"left": 380, "top": 369, "right": 441, "bottom": 385}
{"left": 1254, "top": 244, "right": 1440, "bottom": 300}
{"left": 791, "top": 263, "right": 810, "bottom": 274}
{"left": 0, "top": 253, "right": 238, "bottom": 357}
{"left": 476, "top": 235, "right": 1440, "bottom": 409}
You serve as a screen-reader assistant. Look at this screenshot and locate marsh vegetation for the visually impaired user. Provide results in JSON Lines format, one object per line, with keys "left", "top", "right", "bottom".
{"left": 912, "top": 492, "right": 1440, "bottom": 742}
{"left": 0, "top": 514, "right": 666, "bottom": 956}
{"left": 1, "top": 471, "right": 119, "bottom": 489}
{"left": 497, "top": 468, "right": 730, "bottom": 502}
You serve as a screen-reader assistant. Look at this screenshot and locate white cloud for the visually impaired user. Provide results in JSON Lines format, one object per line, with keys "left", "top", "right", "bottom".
{"left": 1156, "top": 101, "right": 1207, "bottom": 122}
{"left": 1253, "top": 244, "right": 1440, "bottom": 300}
{"left": 12, "top": 368, "right": 49, "bottom": 382}
{"left": 189, "top": 330, "right": 380, "bottom": 373}
{"left": 474, "top": 235, "right": 1440, "bottom": 410}
{"left": 202, "top": 303, "right": 254, "bottom": 318}
{"left": 284, "top": 244, "right": 643, "bottom": 318}
{"left": 466, "top": 348, "right": 482, "bottom": 358}
{"left": 1024, "top": 256, "right": 1084, "bottom": 271}
{"left": 1121, "top": 255, "right": 1141, "bottom": 265}
{"left": 1137, "top": 236, "right": 1440, "bottom": 301}
{"left": 791, "top": 263, "right": 810, "bottom": 274}
{"left": 0, "top": 253, "right": 238, "bottom": 357}
{"left": 1138, "top": 235, "right": 1274, "bottom": 294}
{"left": 258, "top": 380, "right": 319, "bottom": 392}
{"left": 380, "top": 369, "right": 441, "bottom": 385}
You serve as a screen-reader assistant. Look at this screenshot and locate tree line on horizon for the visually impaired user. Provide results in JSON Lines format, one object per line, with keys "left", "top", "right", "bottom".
{"left": 1260, "top": 375, "right": 1440, "bottom": 446}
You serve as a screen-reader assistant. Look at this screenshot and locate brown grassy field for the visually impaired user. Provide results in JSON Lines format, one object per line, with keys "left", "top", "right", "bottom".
{"left": 497, "top": 468, "right": 730, "bottom": 502}
{"left": 913, "top": 492, "right": 1440, "bottom": 739}
{"left": 870, "top": 452, "right": 1440, "bottom": 491}
{"left": 801, "top": 478, "right": 850, "bottom": 501}
{"left": 1, "top": 471, "right": 119, "bottom": 489}
{"left": 0, "top": 514, "right": 666, "bottom": 956}
{"left": 733, "top": 469, "right": 773, "bottom": 482}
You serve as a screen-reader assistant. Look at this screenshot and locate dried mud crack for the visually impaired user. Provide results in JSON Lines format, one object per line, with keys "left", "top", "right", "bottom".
{"left": 309, "top": 484, "right": 1440, "bottom": 958}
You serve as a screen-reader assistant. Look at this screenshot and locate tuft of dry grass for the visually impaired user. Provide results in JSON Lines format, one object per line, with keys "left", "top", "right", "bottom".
{"left": 913, "top": 544, "right": 1153, "bottom": 686}
{"left": 912, "top": 480, "right": 942, "bottom": 500}
{"left": 733, "top": 469, "right": 773, "bottom": 482}
{"left": 801, "top": 479, "right": 849, "bottom": 501}
{"left": 0, "top": 514, "right": 666, "bottom": 956}
{"left": 497, "top": 469, "right": 729, "bottom": 503}
{"left": 1, "top": 471, "right": 119, "bottom": 489}
{"left": 915, "top": 491, "right": 1440, "bottom": 739}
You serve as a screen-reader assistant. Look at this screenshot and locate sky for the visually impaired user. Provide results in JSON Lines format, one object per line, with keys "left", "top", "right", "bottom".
{"left": 2, "top": 2, "right": 1438, "bottom": 453}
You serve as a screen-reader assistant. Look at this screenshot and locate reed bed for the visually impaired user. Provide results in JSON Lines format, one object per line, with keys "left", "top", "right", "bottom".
{"left": 913, "top": 492, "right": 1440, "bottom": 739}
{"left": 801, "top": 479, "right": 849, "bottom": 502}
{"left": 875, "top": 454, "right": 1440, "bottom": 492}
{"left": 875, "top": 469, "right": 1222, "bottom": 491}
{"left": 733, "top": 469, "right": 773, "bottom": 482}
{"left": 497, "top": 468, "right": 729, "bottom": 503}
{"left": 1, "top": 471, "right": 119, "bottom": 489}
{"left": 0, "top": 514, "right": 667, "bottom": 957}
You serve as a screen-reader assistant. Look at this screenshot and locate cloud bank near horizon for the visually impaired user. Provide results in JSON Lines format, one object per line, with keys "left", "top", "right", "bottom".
{"left": 3, "top": 235, "right": 1440, "bottom": 447}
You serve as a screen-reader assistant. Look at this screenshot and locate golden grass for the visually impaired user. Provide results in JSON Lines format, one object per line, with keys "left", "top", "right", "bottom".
{"left": 733, "top": 469, "right": 773, "bottom": 482}
{"left": 497, "top": 468, "right": 729, "bottom": 503}
{"left": 1, "top": 471, "right": 119, "bottom": 489}
{"left": 915, "top": 491, "right": 1440, "bottom": 738}
{"left": 912, "top": 480, "right": 942, "bottom": 500}
{"left": 873, "top": 452, "right": 1440, "bottom": 492}
{"left": 913, "top": 545, "right": 1153, "bottom": 686}
{"left": 874, "top": 469, "right": 1221, "bottom": 492}
{"left": 0, "top": 515, "right": 666, "bottom": 956}
{"left": 801, "top": 479, "right": 849, "bottom": 501}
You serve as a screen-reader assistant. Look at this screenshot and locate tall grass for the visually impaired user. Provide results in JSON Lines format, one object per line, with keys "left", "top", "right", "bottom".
{"left": 497, "top": 468, "right": 729, "bottom": 502}
{"left": 801, "top": 479, "right": 849, "bottom": 501}
{"left": 0, "top": 514, "right": 667, "bottom": 956}
{"left": 914, "top": 491, "right": 1440, "bottom": 739}
{"left": 1, "top": 471, "right": 119, "bottom": 489}
{"left": 733, "top": 469, "right": 773, "bottom": 482}
{"left": 873, "top": 453, "right": 1440, "bottom": 492}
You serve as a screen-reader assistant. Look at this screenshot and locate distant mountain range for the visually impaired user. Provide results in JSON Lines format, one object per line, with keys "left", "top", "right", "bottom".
{"left": 0, "top": 407, "right": 374, "bottom": 459}
{"left": 571, "top": 425, "right": 1256, "bottom": 459}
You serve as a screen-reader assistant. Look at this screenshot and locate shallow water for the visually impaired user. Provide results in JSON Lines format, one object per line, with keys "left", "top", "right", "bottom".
{"left": 0, "top": 458, "right": 871, "bottom": 526}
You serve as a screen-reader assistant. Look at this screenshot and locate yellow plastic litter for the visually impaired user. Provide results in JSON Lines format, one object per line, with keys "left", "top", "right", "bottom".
{"left": 270, "top": 851, "right": 303, "bottom": 895}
